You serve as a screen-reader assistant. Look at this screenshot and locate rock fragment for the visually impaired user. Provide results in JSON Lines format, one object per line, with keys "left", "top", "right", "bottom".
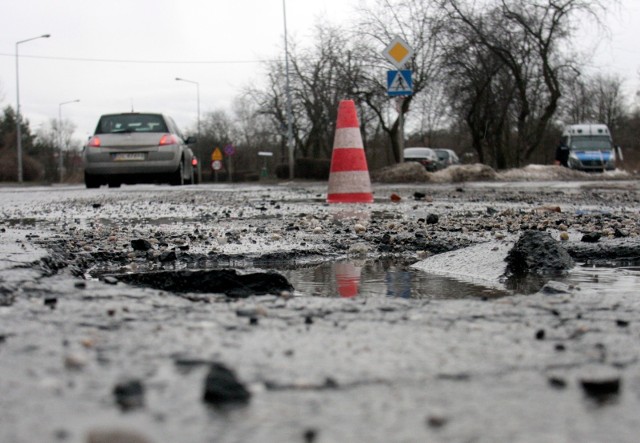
{"left": 505, "top": 230, "right": 573, "bottom": 277}
{"left": 581, "top": 232, "right": 602, "bottom": 243}
{"left": 86, "top": 429, "right": 154, "bottom": 443}
{"left": 580, "top": 376, "right": 621, "bottom": 400}
{"left": 113, "top": 379, "right": 145, "bottom": 411}
{"left": 131, "top": 239, "right": 153, "bottom": 251}
{"left": 203, "top": 363, "right": 251, "bottom": 405}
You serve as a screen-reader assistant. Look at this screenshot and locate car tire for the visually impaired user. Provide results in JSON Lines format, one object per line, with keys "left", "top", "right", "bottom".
{"left": 85, "top": 172, "right": 101, "bottom": 189}
{"left": 170, "top": 159, "right": 185, "bottom": 186}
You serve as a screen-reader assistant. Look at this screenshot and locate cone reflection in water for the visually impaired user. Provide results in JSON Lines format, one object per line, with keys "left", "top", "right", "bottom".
{"left": 327, "top": 100, "right": 373, "bottom": 203}
{"left": 335, "top": 261, "right": 362, "bottom": 298}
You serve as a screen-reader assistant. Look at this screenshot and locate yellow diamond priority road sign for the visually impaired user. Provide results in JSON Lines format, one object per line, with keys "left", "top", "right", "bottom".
{"left": 383, "top": 35, "right": 414, "bottom": 69}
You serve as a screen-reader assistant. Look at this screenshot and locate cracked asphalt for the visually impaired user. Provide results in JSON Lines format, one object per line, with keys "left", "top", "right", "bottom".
{"left": 1, "top": 180, "right": 640, "bottom": 443}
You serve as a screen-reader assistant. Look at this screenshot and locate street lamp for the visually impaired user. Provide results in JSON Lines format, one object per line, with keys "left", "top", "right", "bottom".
{"left": 282, "top": 0, "right": 294, "bottom": 179}
{"left": 16, "top": 33, "right": 51, "bottom": 183}
{"left": 58, "top": 99, "right": 80, "bottom": 183}
{"left": 175, "top": 77, "right": 200, "bottom": 138}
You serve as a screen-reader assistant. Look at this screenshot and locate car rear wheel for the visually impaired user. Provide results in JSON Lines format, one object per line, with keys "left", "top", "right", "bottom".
{"left": 85, "top": 172, "right": 102, "bottom": 189}
{"left": 170, "top": 159, "right": 185, "bottom": 186}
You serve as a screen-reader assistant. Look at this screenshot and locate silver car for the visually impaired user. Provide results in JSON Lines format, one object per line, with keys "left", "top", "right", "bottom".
{"left": 83, "top": 112, "right": 197, "bottom": 188}
{"left": 434, "top": 148, "right": 460, "bottom": 169}
{"left": 403, "top": 147, "right": 439, "bottom": 172}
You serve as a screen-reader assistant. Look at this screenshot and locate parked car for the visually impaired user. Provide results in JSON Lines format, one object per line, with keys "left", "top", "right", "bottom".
{"left": 403, "top": 147, "right": 439, "bottom": 172}
{"left": 83, "top": 112, "right": 197, "bottom": 188}
{"left": 434, "top": 148, "right": 460, "bottom": 169}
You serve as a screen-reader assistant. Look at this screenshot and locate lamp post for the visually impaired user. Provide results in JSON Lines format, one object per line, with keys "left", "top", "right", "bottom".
{"left": 58, "top": 99, "right": 80, "bottom": 183}
{"left": 16, "top": 33, "right": 51, "bottom": 183}
{"left": 175, "top": 77, "right": 200, "bottom": 138}
{"left": 282, "top": 0, "right": 294, "bottom": 179}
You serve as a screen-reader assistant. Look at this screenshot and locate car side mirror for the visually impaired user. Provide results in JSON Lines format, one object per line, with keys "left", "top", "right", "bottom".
{"left": 185, "top": 136, "right": 197, "bottom": 144}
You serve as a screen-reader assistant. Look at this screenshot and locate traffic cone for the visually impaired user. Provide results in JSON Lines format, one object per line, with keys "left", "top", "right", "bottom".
{"left": 335, "top": 261, "right": 362, "bottom": 298}
{"left": 327, "top": 100, "right": 373, "bottom": 203}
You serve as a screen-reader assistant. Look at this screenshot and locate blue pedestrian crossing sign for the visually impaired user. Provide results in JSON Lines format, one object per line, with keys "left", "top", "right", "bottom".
{"left": 387, "top": 70, "right": 412, "bottom": 96}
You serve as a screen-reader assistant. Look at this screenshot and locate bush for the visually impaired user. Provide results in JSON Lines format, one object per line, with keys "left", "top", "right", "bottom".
{"left": 0, "top": 150, "right": 44, "bottom": 182}
{"left": 296, "top": 158, "right": 331, "bottom": 180}
{"left": 275, "top": 158, "right": 331, "bottom": 180}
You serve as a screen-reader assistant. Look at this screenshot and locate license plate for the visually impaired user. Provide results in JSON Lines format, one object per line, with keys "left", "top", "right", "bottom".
{"left": 113, "top": 153, "right": 145, "bottom": 161}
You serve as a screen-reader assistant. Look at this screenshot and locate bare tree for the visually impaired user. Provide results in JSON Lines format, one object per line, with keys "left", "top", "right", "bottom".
{"left": 441, "top": 0, "right": 608, "bottom": 166}
{"left": 559, "top": 72, "right": 627, "bottom": 133}
{"left": 356, "top": 0, "right": 445, "bottom": 163}
{"left": 592, "top": 73, "right": 627, "bottom": 132}
{"left": 559, "top": 73, "right": 593, "bottom": 124}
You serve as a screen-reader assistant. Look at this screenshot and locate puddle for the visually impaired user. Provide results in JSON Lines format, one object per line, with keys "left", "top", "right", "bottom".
{"left": 564, "top": 264, "right": 640, "bottom": 293}
{"left": 279, "top": 258, "right": 508, "bottom": 299}
{"left": 87, "top": 254, "right": 640, "bottom": 301}
{"left": 282, "top": 259, "right": 640, "bottom": 299}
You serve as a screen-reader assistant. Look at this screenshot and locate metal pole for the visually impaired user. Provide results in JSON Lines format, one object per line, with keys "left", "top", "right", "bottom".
{"left": 58, "top": 99, "right": 80, "bottom": 183}
{"left": 397, "top": 97, "right": 405, "bottom": 163}
{"left": 283, "top": 0, "right": 294, "bottom": 179}
{"left": 196, "top": 82, "right": 200, "bottom": 139}
{"left": 15, "top": 42, "right": 22, "bottom": 183}
{"left": 15, "top": 34, "right": 50, "bottom": 183}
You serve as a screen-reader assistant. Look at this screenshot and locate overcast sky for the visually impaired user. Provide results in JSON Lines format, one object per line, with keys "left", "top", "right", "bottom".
{"left": 1, "top": 0, "right": 638, "bottom": 143}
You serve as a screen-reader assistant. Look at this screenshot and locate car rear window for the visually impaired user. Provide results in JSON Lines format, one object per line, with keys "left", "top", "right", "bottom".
{"left": 95, "top": 114, "right": 168, "bottom": 134}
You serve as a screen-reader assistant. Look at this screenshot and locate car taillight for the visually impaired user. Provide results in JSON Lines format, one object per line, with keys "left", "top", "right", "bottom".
{"left": 88, "top": 136, "right": 101, "bottom": 147}
{"left": 159, "top": 134, "right": 178, "bottom": 146}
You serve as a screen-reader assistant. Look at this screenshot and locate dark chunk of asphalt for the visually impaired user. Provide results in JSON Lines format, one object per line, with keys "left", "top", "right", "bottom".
{"left": 548, "top": 377, "right": 567, "bottom": 389}
{"left": 426, "top": 415, "right": 449, "bottom": 429}
{"left": 581, "top": 232, "right": 602, "bottom": 243}
{"left": 159, "top": 251, "right": 177, "bottom": 262}
{"left": 413, "top": 192, "right": 426, "bottom": 200}
{"left": 0, "top": 286, "right": 16, "bottom": 307}
{"left": 113, "top": 379, "right": 145, "bottom": 411}
{"left": 426, "top": 214, "right": 439, "bottom": 224}
{"left": 131, "top": 239, "right": 153, "bottom": 251}
{"left": 203, "top": 363, "right": 251, "bottom": 405}
{"left": 112, "top": 269, "right": 294, "bottom": 298}
{"left": 505, "top": 230, "right": 574, "bottom": 277}
{"left": 102, "top": 276, "right": 119, "bottom": 285}
{"left": 539, "top": 281, "right": 571, "bottom": 295}
{"left": 614, "top": 228, "right": 629, "bottom": 238}
{"left": 303, "top": 428, "right": 318, "bottom": 443}
{"left": 44, "top": 297, "right": 57, "bottom": 309}
{"left": 580, "top": 377, "right": 621, "bottom": 399}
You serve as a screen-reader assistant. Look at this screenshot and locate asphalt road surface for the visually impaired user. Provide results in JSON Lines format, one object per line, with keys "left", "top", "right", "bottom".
{"left": 1, "top": 180, "right": 640, "bottom": 443}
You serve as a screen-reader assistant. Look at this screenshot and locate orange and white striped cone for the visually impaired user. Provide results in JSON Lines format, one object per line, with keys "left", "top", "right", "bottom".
{"left": 335, "top": 261, "right": 362, "bottom": 298}
{"left": 327, "top": 100, "right": 373, "bottom": 203}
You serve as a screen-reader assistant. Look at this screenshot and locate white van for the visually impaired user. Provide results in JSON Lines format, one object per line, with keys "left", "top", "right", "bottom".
{"left": 559, "top": 124, "right": 617, "bottom": 172}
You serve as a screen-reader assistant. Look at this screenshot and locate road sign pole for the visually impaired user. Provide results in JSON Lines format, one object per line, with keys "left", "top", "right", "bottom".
{"left": 397, "top": 97, "right": 405, "bottom": 163}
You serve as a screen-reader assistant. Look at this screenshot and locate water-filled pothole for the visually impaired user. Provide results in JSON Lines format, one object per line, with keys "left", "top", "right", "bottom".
{"left": 89, "top": 253, "right": 640, "bottom": 300}
{"left": 95, "top": 258, "right": 508, "bottom": 300}
{"left": 279, "top": 259, "right": 508, "bottom": 299}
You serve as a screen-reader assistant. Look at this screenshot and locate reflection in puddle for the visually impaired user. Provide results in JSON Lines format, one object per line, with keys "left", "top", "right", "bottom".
{"left": 281, "top": 258, "right": 508, "bottom": 299}
{"left": 565, "top": 265, "right": 640, "bottom": 293}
